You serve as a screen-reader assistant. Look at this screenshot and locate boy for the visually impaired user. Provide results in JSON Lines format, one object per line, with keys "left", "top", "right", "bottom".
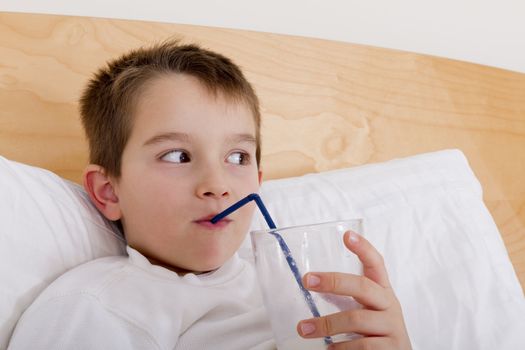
{"left": 9, "top": 40, "right": 411, "bottom": 349}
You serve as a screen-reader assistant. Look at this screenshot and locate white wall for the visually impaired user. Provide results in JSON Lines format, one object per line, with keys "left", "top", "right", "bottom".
{"left": 1, "top": 0, "right": 524, "bottom": 73}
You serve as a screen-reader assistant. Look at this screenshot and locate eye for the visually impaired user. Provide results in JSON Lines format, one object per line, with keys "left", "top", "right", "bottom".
{"left": 161, "top": 150, "right": 191, "bottom": 163}
{"left": 227, "top": 151, "right": 250, "bottom": 165}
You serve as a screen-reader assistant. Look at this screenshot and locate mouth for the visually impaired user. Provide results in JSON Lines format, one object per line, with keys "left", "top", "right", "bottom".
{"left": 194, "top": 214, "right": 232, "bottom": 229}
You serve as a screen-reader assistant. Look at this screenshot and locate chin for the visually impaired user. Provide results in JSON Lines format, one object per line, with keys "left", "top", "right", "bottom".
{"left": 195, "top": 253, "right": 231, "bottom": 273}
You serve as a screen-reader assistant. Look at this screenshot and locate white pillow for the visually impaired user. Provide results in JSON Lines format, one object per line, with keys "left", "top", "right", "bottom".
{"left": 0, "top": 156, "right": 126, "bottom": 349}
{"left": 1, "top": 150, "right": 524, "bottom": 349}
{"left": 245, "top": 149, "right": 525, "bottom": 350}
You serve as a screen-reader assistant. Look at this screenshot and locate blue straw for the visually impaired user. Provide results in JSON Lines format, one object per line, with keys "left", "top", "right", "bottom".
{"left": 211, "top": 193, "right": 276, "bottom": 228}
{"left": 211, "top": 193, "right": 333, "bottom": 345}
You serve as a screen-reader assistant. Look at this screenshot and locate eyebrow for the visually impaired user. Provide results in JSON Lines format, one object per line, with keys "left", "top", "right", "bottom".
{"left": 228, "top": 133, "right": 257, "bottom": 145}
{"left": 143, "top": 132, "right": 256, "bottom": 147}
{"left": 143, "top": 132, "right": 191, "bottom": 147}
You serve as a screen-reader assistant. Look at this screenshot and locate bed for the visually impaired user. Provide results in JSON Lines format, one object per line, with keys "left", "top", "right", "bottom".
{"left": 1, "top": 11, "right": 524, "bottom": 349}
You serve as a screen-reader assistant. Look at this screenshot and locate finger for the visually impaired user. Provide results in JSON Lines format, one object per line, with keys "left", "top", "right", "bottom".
{"left": 297, "top": 309, "right": 393, "bottom": 338}
{"left": 328, "top": 336, "right": 394, "bottom": 350}
{"left": 344, "top": 231, "right": 391, "bottom": 288}
{"left": 302, "top": 272, "right": 390, "bottom": 310}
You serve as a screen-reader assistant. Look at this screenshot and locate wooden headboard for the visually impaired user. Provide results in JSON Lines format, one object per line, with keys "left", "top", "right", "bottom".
{"left": 1, "top": 12, "right": 524, "bottom": 291}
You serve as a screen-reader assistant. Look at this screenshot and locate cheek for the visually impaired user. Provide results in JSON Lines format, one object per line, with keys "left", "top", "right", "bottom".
{"left": 236, "top": 167, "right": 261, "bottom": 190}
{"left": 238, "top": 202, "right": 257, "bottom": 227}
{"left": 118, "top": 173, "right": 177, "bottom": 217}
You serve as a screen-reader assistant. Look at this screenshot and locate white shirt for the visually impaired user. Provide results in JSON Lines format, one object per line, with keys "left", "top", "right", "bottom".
{"left": 8, "top": 246, "right": 275, "bottom": 350}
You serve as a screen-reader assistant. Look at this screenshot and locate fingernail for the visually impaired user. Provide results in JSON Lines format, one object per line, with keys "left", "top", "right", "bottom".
{"left": 300, "top": 322, "right": 316, "bottom": 335}
{"left": 306, "top": 274, "right": 321, "bottom": 288}
{"left": 348, "top": 231, "right": 360, "bottom": 243}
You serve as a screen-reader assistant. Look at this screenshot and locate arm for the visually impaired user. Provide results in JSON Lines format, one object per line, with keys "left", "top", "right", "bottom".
{"left": 296, "top": 231, "right": 412, "bottom": 350}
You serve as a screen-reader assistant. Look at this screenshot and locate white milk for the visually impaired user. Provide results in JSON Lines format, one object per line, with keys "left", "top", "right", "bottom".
{"left": 278, "top": 335, "right": 361, "bottom": 349}
{"left": 278, "top": 337, "right": 326, "bottom": 350}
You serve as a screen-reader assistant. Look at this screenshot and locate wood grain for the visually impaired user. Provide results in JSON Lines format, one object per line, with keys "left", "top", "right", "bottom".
{"left": 0, "top": 12, "right": 524, "bottom": 291}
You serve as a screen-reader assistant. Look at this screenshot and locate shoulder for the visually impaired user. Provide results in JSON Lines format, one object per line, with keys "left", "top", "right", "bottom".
{"left": 36, "top": 254, "right": 131, "bottom": 300}
{"left": 9, "top": 287, "right": 162, "bottom": 349}
{"left": 36, "top": 246, "right": 183, "bottom": 300}
{"left": 11, "top": 254, "right": 184, "bottom": 349}
{"left": 31, "top": 251, "right": 188, "bottom": 318}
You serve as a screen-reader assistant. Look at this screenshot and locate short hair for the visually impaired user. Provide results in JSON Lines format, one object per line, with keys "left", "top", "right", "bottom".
{"left": 79, "top": 40, "right": 261, "bottom": 178}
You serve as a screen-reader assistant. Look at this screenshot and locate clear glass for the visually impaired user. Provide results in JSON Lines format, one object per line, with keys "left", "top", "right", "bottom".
{"left": 251, "top": 219, "right": 363, "bottom": 350}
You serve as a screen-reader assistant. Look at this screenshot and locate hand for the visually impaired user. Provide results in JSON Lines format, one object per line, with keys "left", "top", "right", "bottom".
{"left": 296, "top": 231, "right": 412, "bottom": 350}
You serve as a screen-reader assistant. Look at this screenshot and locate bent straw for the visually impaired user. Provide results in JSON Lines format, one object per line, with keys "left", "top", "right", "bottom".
{"left": 211, "top": 193, "right": 276, "bottom": 228}
{"left": 211, "top": 193, "right": 333, "bottom": 345}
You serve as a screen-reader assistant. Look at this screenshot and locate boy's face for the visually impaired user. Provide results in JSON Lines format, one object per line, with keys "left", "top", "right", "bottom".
{"left": 112, "top": 74, "right": 261, "bottom": 273}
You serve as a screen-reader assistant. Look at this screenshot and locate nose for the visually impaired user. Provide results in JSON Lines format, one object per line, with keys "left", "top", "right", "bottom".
{"left": 195, "top": 170, "right": 230, "bottom": 200}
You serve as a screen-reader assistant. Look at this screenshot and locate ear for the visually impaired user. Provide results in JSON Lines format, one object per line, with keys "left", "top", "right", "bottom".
{"left": 258, "top": 169, "right": 263, "bottom": 185}
{"left": 83, "top": 164, "right": 122, "bottom": 221}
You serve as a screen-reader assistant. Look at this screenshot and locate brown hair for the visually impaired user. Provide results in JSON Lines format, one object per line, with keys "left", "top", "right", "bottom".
{"left": 79, "top": 40, "right": 261, "bottom": 178}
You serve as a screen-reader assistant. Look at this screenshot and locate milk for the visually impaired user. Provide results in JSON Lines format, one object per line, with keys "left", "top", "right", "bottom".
{"left": 277, "top": 337, "right": 326, "bottom": 350}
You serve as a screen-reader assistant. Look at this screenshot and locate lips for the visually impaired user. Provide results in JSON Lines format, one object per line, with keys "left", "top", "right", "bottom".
{"left": 194, "top": 214, "right": 232, "bottom": 229}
